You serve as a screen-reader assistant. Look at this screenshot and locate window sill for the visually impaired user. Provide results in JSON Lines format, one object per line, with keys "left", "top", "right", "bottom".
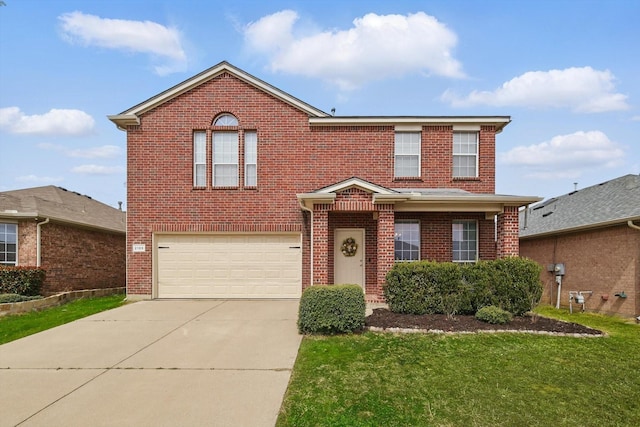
{"left": 453, "top": 177, "right": 481, "bottom": 181}
{"left": 393, "top": 177, "right": 423, "bottom": 182}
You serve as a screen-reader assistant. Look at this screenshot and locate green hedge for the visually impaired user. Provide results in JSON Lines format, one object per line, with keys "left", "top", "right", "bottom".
{"left": 298, "top": 284, "right": 366, "bottom": 334}
{"left": 0, "top": 293, "right": 43, "bottom": 303}
{"left": 475, "top": 305, "right": 513, "bottom": 324}
{"left": 384, "top": 257, "right": 542, "bottom": 316}
{"left": 0, "top": 266, "right": 46, "bottom": 296}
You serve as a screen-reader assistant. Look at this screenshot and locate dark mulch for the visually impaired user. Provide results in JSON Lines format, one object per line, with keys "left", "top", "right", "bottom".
{"left": 365, "top": 309, "right": 603, "bottom": 335}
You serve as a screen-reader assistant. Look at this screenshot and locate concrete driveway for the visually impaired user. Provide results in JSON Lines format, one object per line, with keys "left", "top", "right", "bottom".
{"left": 0, "top": 299, "right": 302, "bottom": 427}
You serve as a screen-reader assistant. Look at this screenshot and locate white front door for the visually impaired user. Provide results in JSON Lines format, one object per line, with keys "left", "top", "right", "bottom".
{"left": 334, "top": 228, "right": 365, "bottom": 288}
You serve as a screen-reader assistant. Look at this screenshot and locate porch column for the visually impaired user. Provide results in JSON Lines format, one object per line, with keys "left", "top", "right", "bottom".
{"left": 376, "top": 206, "right": 395, "bottom": 301}
{"left": 497, "top": 206, "right": 519, "bottom": 258}
{"left": 313, "top": 207, "right": 329, "bottom": 284}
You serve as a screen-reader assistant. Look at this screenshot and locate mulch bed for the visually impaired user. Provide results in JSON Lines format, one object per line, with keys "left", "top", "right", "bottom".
{"left": 365, "top": 309, "right": 604, "bottom": 336}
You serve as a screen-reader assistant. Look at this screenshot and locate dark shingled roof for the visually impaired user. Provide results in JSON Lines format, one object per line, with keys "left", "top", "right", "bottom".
{"left": 0, "top": 186, "right": 125, "bottom": 233}
{"left": 519, "top": 174, "right": 640, "bottom": 238}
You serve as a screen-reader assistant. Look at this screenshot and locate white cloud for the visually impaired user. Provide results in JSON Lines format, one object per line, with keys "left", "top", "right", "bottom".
{"left": 59, "top": 11, "right": 187, "bottom": 75}
{"left": 500, "top": 130, "right": 625, "bottom": 179}
{"left": 15, "top": 175, "right": 64, "bottom": 183}
{"left": 37, "top": 143, "right": 121, "bottom": 159}
{"left": 244, "top": 10, "right": 464, "bottom": 90}
{"left": 0, "top": 107, "right": 95, "bottom": 136}
{"left": 442, "top": 67, "right": 629, "bottom": 113}
{"left": 71, "top": 164, "right": 124, "bottom": 175}
{"left": 631, "top": 115, "right": 640, "bottom": 121}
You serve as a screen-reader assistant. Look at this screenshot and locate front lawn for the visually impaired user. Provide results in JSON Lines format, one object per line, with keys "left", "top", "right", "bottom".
{"left": 0, "top": 294, "right": 126, "bottom": 345}
{"left": 278, "top": 307, "right": 640, "bottom": 426}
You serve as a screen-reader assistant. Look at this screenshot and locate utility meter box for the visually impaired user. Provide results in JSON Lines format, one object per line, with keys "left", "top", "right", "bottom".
{"left": 554, "top": 263, "right": 565, "bottom": 276}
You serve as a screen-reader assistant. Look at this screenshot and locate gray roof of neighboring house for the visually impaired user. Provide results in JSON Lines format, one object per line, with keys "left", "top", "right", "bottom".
{"left": 519, "top": 174, "right": 640, "bottom": 238}
{"left": 0, "top": 186, "right": 126, "bottom": 234}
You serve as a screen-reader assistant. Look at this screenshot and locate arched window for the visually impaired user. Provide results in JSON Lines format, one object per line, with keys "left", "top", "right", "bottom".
{"left": 213, "top": 114, "right": 238, "bottom": 126}
{"left": 212, "top": 114, "right": 239, "bottom": 187}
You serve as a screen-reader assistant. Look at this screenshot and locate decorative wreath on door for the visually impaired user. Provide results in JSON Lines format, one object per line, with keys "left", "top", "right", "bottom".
{"left": 341, "top": 237, "right": 358, "bottom": 257}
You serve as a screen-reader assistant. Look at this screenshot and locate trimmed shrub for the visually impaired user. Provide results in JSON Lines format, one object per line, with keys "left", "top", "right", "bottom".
{"left": 0, "top": 266, "right": 46, "bottom": 296}
{"left": 476, "top": 305, "right": 513, "bottom": 324}
{"left": 298, "top": 284, "right": 365, "bottom": 334}
{"left": 488, "top": 257, "right": 543, "bottom": 315}
{"left": 0, "top": 294, "right": 43, "bottom": 303}
{"left": 384, "top": 257, "right": 543, "bottom": 316}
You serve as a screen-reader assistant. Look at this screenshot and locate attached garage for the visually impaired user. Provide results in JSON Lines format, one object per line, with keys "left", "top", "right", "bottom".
{"left": 156, "top": 233, "right": 302, "bottom": 299}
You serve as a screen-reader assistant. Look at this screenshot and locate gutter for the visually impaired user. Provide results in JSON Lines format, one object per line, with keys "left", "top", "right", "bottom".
{"left": 36, "top": 217, "right": 49, "bottom": 267}
{"left": 629, "top": 220, "right": 640, "bottom": 231}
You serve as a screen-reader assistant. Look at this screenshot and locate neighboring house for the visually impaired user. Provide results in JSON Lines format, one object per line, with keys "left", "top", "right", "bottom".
{"left": 109, "top": 61, "right": 540, "bottom": 302}
{"left": 519, "top": 174, "right": 640, "bottom": 318}
{"left": 0, "top": 186, "right": 126, "bottom": 295}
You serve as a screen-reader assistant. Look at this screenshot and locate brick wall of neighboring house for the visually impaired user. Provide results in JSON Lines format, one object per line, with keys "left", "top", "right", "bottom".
{"left": 125, "top": 72, "right": 499, "bottom": 296}
{"left": 17, "top": 220, "right": 37, "bottom": 265}
{"left": 520, "top": 224, "right": 640, "bottom": 318}
{"left": 33, "top": 222, "right": 126, "bottom": 295}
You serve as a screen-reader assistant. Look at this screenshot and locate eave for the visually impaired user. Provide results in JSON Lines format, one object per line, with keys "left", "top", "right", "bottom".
{"left": 108, "top": 61, "right": 329, "bottom": 131}
{"left": 0, "top": 211, "right": 126, "bottom": 234}
{"left": 520, "top": 215, "right": 640, "bottom": 240}
{"left": 309, "top": 116, "right": 512, "bottom": 133}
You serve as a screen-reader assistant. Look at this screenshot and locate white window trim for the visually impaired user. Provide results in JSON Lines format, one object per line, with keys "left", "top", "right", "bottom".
{"left": 453, "top": 132, "right": 479, "bottom": 178}
{"left": 394, "top": 132, "right": 421, "bottom": 178}
{"left": 394, "top": 220, "right": 420, "bottom": 262}
{"left": 244, "top": 131, "right": 257, "bottom": 187}
{"left": 193, "top": 131, "right": 207, "bottom": 187}
{"left": 213, "top": 131, "right": 239, "bottom": 188}
{"left": 452, "top": 220, "right": 478, "bottom": 263}
{"left": 0, "top": 222, "right": 18, "bottom": 266}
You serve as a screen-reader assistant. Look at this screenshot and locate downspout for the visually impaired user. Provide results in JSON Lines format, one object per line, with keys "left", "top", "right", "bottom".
{"left": 628, "top": 220, "right": 640, "bottom": 231}
{"left": 36, "top": 217, "right": 50, "bottom": 267}
{"left": 299, "top": 201, "right": 314, "bottom": 287}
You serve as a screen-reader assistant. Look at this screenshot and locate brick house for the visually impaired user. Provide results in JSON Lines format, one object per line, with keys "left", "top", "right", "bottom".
{"left": 0, "top": 186, "right": 126, "bottom": 294}
{"left": 520, "top": 174, "right": 640, "bottom": 318}
{"left": 109, "top": 61, "right": 540, "bottom": 301}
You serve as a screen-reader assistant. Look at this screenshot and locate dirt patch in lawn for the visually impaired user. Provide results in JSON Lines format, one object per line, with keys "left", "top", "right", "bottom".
{"left": 365, "top": 309, "right": 604, "bottom": 336}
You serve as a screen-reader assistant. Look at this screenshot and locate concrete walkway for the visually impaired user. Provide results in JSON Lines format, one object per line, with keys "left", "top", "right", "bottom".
{"left": 0, "top": 300, "right": 302, "bottom": 427}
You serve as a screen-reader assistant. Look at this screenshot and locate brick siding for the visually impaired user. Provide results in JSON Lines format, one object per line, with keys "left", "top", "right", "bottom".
{"left": 124, "top": 72, "right": 506, "bottom": 297}
{"left": 520, "top": 224, "right": 639, "bottom": 318}
{"left": 17, "top": 221, "right": 126, "bottom": 295}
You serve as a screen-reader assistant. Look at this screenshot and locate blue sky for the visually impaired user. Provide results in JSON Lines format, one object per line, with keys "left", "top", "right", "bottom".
{"left": 1, "top": 0, "right": 638, "bottom": 209}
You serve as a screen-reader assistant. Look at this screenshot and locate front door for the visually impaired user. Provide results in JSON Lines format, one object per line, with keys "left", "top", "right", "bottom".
{"left": 334, "top": 228, "right": 365, "bottom": 289}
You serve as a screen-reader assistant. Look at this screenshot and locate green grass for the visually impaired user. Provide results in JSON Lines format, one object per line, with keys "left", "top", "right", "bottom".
{"left": 278, "top": 306, "right": 640, "bottom": 426}
{"left": 0, "top": 294, "right": 126, "bottom": 345}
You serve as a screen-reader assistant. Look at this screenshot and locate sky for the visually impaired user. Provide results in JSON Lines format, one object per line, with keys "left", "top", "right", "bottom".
{"left": 1, "top": 0, "right": 638, "bottom": 210}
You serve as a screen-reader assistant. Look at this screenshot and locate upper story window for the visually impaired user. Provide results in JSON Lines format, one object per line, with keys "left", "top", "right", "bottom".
{"left": 0, "top": 223, "right": 17, "bottom": 266}
{"left": 213, "top": 114, "right": 239, "bottom": 188}
{"left": 214, "top": 114, "right": 238, "bottom": 126}
{"left": 244, "top": 131, "right": 257, "bottom": 187}
{"left": 453, "top": 132, "right": 478, "bottom": 178}
{"left": 213, "top": 132, "right": 239, "bottom": 187}
{"left": 394, "top": 132, "right": 421, "bottom": 178}
{"left": 452, "top": 220, "right": 477, "bottom": 263}
{"left": 193, "top": 131, "right": 206, "bottom": 187}
{"left": 394, "top": 220, "right": 420, "bottom": 261}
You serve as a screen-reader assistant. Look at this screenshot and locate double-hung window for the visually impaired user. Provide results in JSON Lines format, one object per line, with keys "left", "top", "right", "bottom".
{"left": 452, "top": 220, "right": 477, "bottom": 262}
{"left": 213, "top": 132, "right": 239, "bottom": 187}
{"left": 394, "top": 132, "right": 421, "bottom": 178}
{"left": 394, "top": 221, "right": 420, "bottom": 261}
{"left": 0, "top": 223, "right": 17, "bottom": 266}
{"left": 193, "top": 131, "right": 206, "bottom": 187}
{"left": 244, "top": 131, "right": 257, "bottom": 187}
{"left": 453, "top": 132, "right": 478, "bottom": 178}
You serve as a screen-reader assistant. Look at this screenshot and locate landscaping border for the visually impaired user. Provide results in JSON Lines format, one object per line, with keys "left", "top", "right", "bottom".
{"left": 0, "top": 287, "right": 125, "bottom": 317}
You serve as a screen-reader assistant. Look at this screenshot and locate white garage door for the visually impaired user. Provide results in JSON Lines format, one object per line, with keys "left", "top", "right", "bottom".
{"left": 156, "top": 234, "right": 302, "bottom": 299}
